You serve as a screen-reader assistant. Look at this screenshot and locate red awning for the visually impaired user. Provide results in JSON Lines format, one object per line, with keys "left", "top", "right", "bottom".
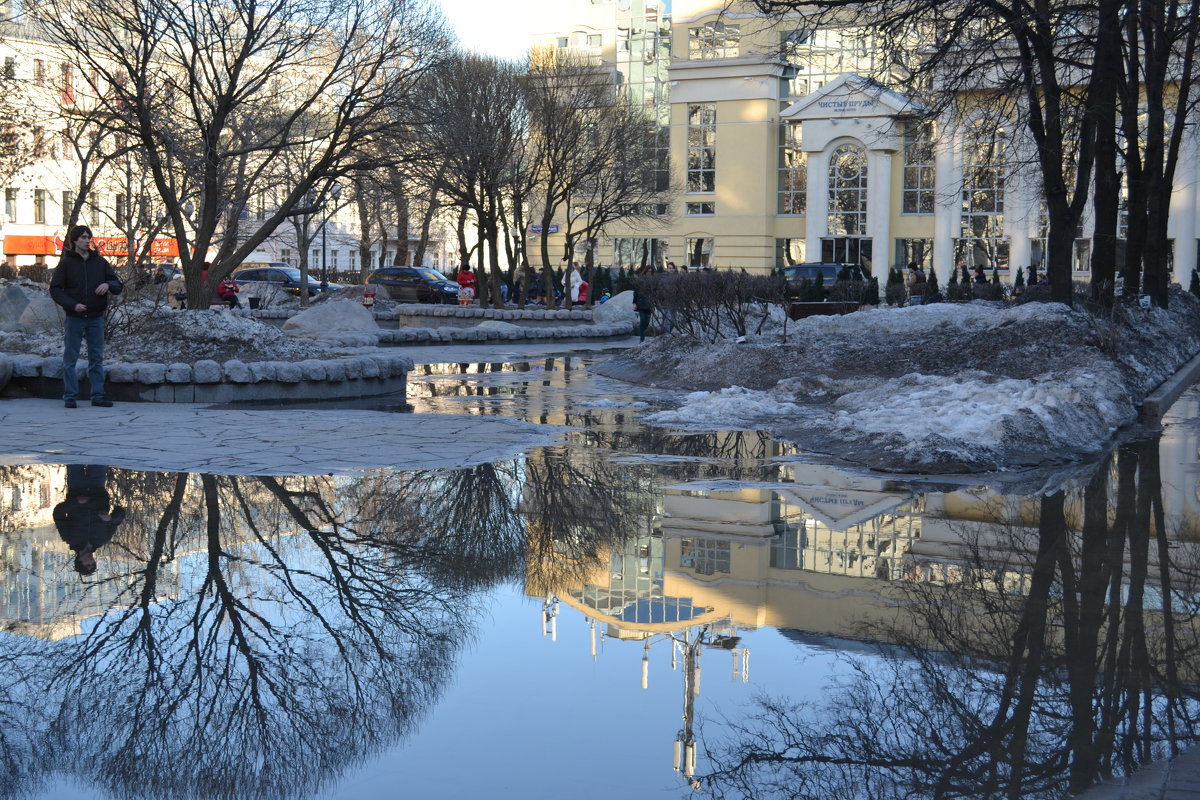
{"left": 93, "top": 236, "right": 180, "bottom": 258}
{"left": 4, "top": 235, "right": 59, "bottom": 256}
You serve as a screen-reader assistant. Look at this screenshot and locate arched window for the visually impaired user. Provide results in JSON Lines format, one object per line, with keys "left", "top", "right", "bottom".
{"left": 827, "top": 143, "right": 867, "bottom": 236}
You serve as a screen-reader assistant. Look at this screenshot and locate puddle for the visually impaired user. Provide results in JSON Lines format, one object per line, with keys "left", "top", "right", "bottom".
{"left": 3, "top": 351, "right": 1200, "bottom": 799}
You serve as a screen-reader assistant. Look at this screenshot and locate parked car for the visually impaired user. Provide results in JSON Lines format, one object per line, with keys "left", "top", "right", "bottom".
{"left": 781, "top": 263, "right": 844, "bottom": 299}
{"left": 232, "top": 266, "right": 343, "bottom": 297}
{"left": 365, "top": 267, "right": 460, "bottom": 304}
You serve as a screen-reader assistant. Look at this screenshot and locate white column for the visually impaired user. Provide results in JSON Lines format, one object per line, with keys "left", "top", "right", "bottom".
{"left": 1169, "top": 130, "right": 1199, "bottom": 286}
{"left": 870, "top": 150, "right": 893, "bottom": 276}
{"left": 806, "top": 147, "right": 830, "bottom": 260}
{"left": 933, "top": 116, "right": 958, "bottom": 284}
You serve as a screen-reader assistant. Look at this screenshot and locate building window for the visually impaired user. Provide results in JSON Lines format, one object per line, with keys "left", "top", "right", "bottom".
{"left": 902, "top": 121, "right": 935, "bottom": 214}
{"left": 3, "top": 58, "right": 13, "bottom": 80}
{"left": 311, "top": 248, "right": 320, "bottom": 265}
{"left": 33, "top": 189, "right": 45, "bottom": 225}
{"left": 827, "top": 143, "right": 868, "bottom": 235}
{"left": 612, "top": 237, "right": 669, "bottom": 270}
{"left": 33, "top": 59, "right": 45, "bottom": 87}
{"left": 61, "top": 63, "right": 74, "bottom": 106}
{"left": 680, "top": 537, "right": 730, "bottom": 575}
{"left": 781, "top": 27, "right": 876, "bottom": 98}
{"left": 685, "top": 202, "right": 714, "bottom": 215}
{"left": 957, "top": 118, "right": 1008, "bottom": 269}
{"left": 688, "top": 21, "right": 740, "bottom": 59}
{"left": 684, "top": 237, "right": 713, "bottom": 269}
{"left": 89, "top": 199, "right": 100, "bottom": 225}
{"left": 587, "top": 34, "right": 602, "bottom": 48}
{"left": 330, "top": 249, "right": 339, "bottom": 270}
{"left": 557, "top": 37, "right": 569, "bottom": 48}
{"left": 115, "top": 193, "right": 126, "bottom": 223}
{"left": 60, "top": 130, "right": 73, "bottom": 160}
{"left": 4, "top": 188, "right": 15, "bottom": 222}
{"left": 32, "top": 127, "right": 44, "bottom": 158}
{"left": 61, "top": 190, "right": 71, "bottom": 225}
{"left": 778, "top": 121, "right": 806, "bottom": 215}
{"left": 687, "top": 103, "right": 716, "bottom": 193}
{"left": 281, "top": 248, "right": 292, "bottom": 263}
{"left": 348, "top": 249, "right": 357, "bottom": 273}
{"left": 777, "top": 238, "right": 807, "bottom": 268}
{"left": 896, "top": 239, "right": 932, "bottom": 269}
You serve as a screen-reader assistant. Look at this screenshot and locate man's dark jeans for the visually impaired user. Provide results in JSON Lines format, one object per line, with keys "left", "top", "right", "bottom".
{"left": 62, "top": 315, "right": 106, "bottom": 402}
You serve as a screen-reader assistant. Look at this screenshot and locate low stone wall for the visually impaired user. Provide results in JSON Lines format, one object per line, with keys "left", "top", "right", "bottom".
{"left": 253, "top": 304, "right": 597, "bottom": 327}
{"left": 4, "top": 352, "right": 413, "bottom": 403}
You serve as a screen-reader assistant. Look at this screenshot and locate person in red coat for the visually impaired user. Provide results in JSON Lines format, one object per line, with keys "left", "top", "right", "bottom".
{"left": 456, "top": 265, "right": 477, "bottom": 304}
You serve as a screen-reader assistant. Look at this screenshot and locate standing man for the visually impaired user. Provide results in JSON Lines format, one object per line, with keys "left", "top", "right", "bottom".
{"left": 49, "top": 224, "right": 122, "bottom": 408}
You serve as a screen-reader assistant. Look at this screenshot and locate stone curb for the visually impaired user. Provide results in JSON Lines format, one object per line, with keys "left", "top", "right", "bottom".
{"left": 1142, "top": 347, "right": 1200, "bottom": 422}
{"left": 4, "top": 352, "right": 414, "bottom": 404}
{"left": 252, "top": 305, "right": 597, "bottom": 322}
{"left": 279, "top": 321, "right": 637, "bottom": 348}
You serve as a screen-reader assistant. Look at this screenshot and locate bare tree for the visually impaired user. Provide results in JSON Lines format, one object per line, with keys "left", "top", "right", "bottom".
{"left": 36, "top": 0, "right": 448, "bottom": 306}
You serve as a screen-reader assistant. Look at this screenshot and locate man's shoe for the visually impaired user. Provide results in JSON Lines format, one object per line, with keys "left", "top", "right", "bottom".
{"left": 90, "top": 399, "right": 113, "bottom": 407}
{"left": 64, "top": 400, "right": 77, "bottom": 408}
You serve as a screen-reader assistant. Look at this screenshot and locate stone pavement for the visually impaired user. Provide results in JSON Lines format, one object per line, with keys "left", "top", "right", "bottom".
{"left": 0, "top": 396, "right": 564, "bottom": 476}
{"left": 1074, "top": 746, "right": 1200, "bottom": 800}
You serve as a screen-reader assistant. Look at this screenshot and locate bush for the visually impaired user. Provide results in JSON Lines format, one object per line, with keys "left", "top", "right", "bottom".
{"left": 923, "top": 268, "right": 942, "bottom": 304}
{"left": 636, "top": 269, "right": 785, "bottom": 343}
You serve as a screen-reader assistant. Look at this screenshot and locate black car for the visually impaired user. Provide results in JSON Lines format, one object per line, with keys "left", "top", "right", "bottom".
{"left": 365, "top": 267, "right": 459, "bottom": 304}
{"left": 232, "top": 266, "right": 343, "bottom": 297}
{"left": 781, "top": 263, "right": 845, "bottom": 299}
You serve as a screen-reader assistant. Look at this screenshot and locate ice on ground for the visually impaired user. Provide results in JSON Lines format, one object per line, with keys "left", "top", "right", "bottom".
{"left": 576, "top": 397, "right": 650, "bottom": 409}
{"left": 646, "top": 386, "right": 800, "bottom": 426}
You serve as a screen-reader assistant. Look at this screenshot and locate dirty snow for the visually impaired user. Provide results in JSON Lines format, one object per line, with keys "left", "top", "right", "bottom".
{"left": 0, "top": 300, "right": 335, "bottom": 363}
{"left": 600, "top": 291, "right": 1200, "bottom": 473}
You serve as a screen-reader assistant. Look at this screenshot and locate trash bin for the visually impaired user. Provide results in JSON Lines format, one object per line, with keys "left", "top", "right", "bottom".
{"left": 248, "top": 296, "right": 261, "bottom": 310}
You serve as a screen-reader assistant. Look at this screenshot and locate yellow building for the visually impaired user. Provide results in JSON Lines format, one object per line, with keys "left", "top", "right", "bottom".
{"left": 532, "top": 0, "right": 1200, "bottom": 286}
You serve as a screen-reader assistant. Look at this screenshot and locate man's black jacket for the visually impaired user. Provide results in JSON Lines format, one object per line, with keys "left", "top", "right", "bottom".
{"left": 49, "top": 249, "right": 122, "bottom": 318}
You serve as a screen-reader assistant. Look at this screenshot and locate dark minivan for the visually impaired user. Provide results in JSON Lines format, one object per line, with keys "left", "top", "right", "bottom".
{"left": 365, "top": 267, "right": 460, "bottom": 304}
{"left": 781, "top": 263, "right": 844, "bottom": 299}
{"left": 232, "top": 266, "right": 343, "bottom": 296}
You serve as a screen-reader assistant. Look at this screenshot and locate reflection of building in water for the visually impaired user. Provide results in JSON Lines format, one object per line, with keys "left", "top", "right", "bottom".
{"left": 0, "top": 465, "right": 178, "bottom": 641}
{"left": 1159, "top": 392, "right": 1200, "bottom": 538}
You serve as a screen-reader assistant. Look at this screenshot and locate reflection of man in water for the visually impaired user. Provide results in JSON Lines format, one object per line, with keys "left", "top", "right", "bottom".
{"left": 53, "top": 465, "right": 125, "bottom": 576}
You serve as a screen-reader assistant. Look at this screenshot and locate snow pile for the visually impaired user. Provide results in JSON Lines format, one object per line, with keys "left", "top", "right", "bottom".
{"left": 106, "top": 306, "right": 333, "bottom": 362}
{"left": 646, "top": 386, "right": 801, "bottom": 425}
{"left": 598, "top": 290, "right": 1200, "bottom": 473}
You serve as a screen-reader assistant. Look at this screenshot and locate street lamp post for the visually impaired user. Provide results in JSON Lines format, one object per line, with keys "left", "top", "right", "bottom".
{"left": 319, "top": 182, "right": 342, "bottom": 291}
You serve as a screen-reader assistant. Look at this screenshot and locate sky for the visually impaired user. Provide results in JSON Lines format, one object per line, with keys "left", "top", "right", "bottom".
{"left": 438, "top": 0, "right": 559, "bottom": 60}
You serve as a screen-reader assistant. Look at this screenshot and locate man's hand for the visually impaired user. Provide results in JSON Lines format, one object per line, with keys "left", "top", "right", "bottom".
{"left": 94, "top": 283, "right": 110, "bottom": 295}
{"left": 74, "top": 303, "right": 86, "bottom": 312}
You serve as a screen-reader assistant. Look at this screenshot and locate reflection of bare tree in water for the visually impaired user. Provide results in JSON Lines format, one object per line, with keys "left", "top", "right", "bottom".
{"left": 0, "top": 470, "right": 467, "bottom": 800}
{"left": 702, "top": 438, "right": 1200, "bottom": 800}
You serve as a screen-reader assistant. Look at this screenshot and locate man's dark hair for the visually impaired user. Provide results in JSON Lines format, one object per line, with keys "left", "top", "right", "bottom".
{"left": 66, "top": 224, "right": 94, "bottom": 250}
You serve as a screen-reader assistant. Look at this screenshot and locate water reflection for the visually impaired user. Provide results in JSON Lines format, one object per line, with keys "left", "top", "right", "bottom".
{"left": 690, "top": 437, "right": 1200, "bottom": 799}
{"left": 0, "top": 469, "right": 476, "bottom": 800}
{"left": 0, "top": 391, "right": 1197, "bottom": 799}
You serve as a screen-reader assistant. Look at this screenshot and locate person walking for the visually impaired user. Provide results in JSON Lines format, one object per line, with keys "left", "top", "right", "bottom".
{"left": 632, "top": 266, "right": 654, "bottom": 342}
{"left": 49, "top": 224, "right": 122, "bottom": 408}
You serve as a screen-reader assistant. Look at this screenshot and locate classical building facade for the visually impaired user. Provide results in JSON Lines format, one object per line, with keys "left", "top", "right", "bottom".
{"left": 532, "top": 0, "right": 1199, "bottom": 286}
